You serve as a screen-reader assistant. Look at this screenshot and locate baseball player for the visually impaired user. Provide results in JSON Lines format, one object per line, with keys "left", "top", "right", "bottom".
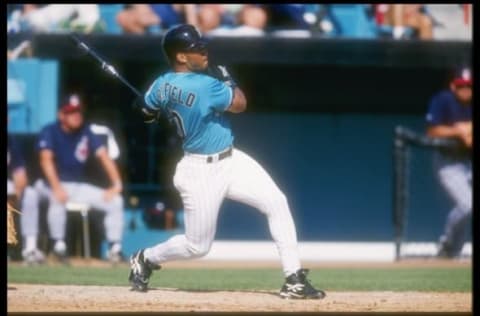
{"left": 128, "top": 24, "right": 325, "bottom": 299}
{"left": 7, "top": 133, "right": 46, "bottom": 264}
{"left": 426, "top": 66, "right": 472, "bottom": 258}
{"left": 29, "top": 120, "right": 123, "bottom": 261}
{"left": 37, "top": 94, "right": 124, "bottom": 263}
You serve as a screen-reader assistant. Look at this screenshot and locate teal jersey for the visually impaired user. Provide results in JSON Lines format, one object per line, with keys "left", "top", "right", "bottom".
{"left": 145, "top": 72, "right": 234, "bottom": 154}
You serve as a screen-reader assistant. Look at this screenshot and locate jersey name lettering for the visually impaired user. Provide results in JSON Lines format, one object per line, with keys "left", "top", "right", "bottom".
{"left": 165, "top": 82, "right": 196, "bottom": 107}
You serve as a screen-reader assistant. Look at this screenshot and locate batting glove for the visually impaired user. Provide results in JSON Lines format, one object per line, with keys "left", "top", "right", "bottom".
{"left": 207, "top": 64, "right": 237, "bottom": 89}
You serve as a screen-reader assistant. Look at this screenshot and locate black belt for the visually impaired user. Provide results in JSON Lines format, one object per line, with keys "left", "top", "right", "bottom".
{"left": 207, "top": 147, "right": 233, "bottom": 163}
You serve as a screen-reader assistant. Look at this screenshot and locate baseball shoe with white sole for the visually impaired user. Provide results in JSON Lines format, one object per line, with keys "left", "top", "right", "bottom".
{"left": 107, "top": 250, "right": 125, "bottom": 265}
{"left": 22, "top": 248, "right": 46, "bottom": 266}
{"left": 106, "top": 243, "right": 125, "bottom": 265}
{"left": 52, "top": 248, "right": 70, "bottom": 265}
{"left": 280, "top": 269, "right": 326, "bottom": 299}
{"left": 128, "top": 249, "right": 161, "bottom": 292}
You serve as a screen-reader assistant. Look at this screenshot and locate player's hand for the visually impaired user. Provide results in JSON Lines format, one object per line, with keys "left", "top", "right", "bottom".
{"left": 455, "top": 121, "right": 472, "bottom": 134}
{"left": 103, "top": 185, "right": 122, "bottom": 202}
{"left": 133, "top": 96, "right": 161, "bottom": 124}
{"left": 460, "top": 133, "right": 472, "bottom": 148}
{"left": 140, "top": 106, "right": 161, "bottom": 124}
{"left": 206, "top": 64, "right": 237, "bottom": 88}
{"left": 454, "top": 122, "right": 472, "bottom": 148}
{"left": 52, "top": 186, "right": 68, "bottom": 204}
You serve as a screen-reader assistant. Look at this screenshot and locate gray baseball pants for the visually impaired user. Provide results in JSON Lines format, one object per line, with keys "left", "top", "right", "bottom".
{"left": 435, "top": 154, "right": 472, "bottom": 256}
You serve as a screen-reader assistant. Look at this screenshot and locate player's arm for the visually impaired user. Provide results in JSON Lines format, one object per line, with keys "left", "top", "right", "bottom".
{"left": 427, "top": 124, "right": 466, "bottom": 138}
{"left": 9, "top": 138, "right": 28, "bottom": 200}
{"left": 95, "top": 147, "right": 123, "bottom": 199}
{"left": 227, "top": 87, "right": 247, "bottom": 113}
{"left": 207, "top": 64, "right": 247, "bottom": 113}
{"left": 135, "top": 78, "right": 165, "bottom": 123}
{"left": 425, "top": 94, "right": 472, "bottom": 148}
{"left": 39, "top": 149, "right": 68, "bottom": 203}
{"left": 427, "top": 122, "right": 472, "bottom": 148}
{"left": 457, "top": 121, "right": 472, "bottom": 147}
{"left": 12, "top": 167, "right": 28, "bottom": 201}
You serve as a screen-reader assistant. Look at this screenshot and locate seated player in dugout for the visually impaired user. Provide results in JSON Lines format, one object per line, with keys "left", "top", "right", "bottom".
{"left": 29, "top": 115, "right": 124, "bottom": 262}
{"left": 37, "top": 94, "right": 125, "bottom": 264}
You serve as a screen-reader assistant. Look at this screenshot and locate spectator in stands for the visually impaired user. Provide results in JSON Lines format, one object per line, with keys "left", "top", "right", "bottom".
{"left": 262, "top": 4, "right": 310, "bottom": 30}
{"left": 7, "top": 40, "right": 32, "bottom": 60}
{"left": 423, "top": 4, "right": 472, "bottom": 41}
{"left": 425, "top": 66, "right": 472, "bottom": 258}
{"left": 196, "top": 4, "right": 224, "bottom": 33}
{"left": 116, "top": 4, "right": 198, "bottom": 34}
{"left": 198, "top": 4, "right": 268, "bottom": 36}
{"left": 37, "top": 94, "right": 125, "bottom": 264}
{"left": 7, "top": 132, "right": 46, "bottom": 265}
{"left": 301, "top": 5, "right": 337, "bottom": 36}
{"left": 7, "top": 4, "right": 32, "bottom": 34}
{"left": 380, "top": 4, "right": 433, "bottom": 39}
{"left": 10, "top": 4, "right": 102, "bottom": 33}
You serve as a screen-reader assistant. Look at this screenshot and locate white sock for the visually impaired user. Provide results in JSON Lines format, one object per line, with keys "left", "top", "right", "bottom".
{"left": 110, "top": 242, "right": 121, "bottom": 254}
{"left": 24, "top": 235, "right": 37, "bottom": 252}
{"left": 54, "top": 240, "right": 66, "bottom": 253}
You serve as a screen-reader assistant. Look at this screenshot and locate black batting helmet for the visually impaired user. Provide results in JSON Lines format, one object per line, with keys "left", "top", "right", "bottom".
{"left": 162, "top": 24, "right": 207, "bottom": 63}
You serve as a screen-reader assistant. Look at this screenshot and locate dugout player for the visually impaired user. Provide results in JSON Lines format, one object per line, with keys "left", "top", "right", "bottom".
{"left": 426, "top": 66, "right": 472, "bottom": 258}
{"left": 28, "top": 120, "right": 123, "bottom": 262}
{"left": 8, "top": 133, "right": 46, "bottom": 264}
{"left": 128, "top": 24, "right": 325, "bottom": 299}
{"left": 37, "top": 94, "right": 125, "bottom": 263}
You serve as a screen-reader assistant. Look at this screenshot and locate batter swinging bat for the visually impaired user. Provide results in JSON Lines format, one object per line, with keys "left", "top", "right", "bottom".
{"left": 70, "top": 33, "right": 142, "bottom": 98}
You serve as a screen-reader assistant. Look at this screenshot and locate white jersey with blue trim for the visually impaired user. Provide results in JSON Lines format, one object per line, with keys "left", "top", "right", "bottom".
{"left": 144, "top": 71, "right": 234, "bottom": 154}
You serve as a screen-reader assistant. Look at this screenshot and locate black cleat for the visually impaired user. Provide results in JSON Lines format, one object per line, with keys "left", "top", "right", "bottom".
{"left": 128, "top": 249, "right": 161, "bottom": 292}
{"left": 279, "top": 269, "right": 326, "bottom": 299}
{"left": 437, "top": 239, "right": 456, "bottom": 259}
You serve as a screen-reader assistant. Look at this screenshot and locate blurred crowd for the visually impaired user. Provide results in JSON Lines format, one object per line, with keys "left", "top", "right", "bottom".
{"left": 7, "top": 4, "right": 472, "bottom": 40}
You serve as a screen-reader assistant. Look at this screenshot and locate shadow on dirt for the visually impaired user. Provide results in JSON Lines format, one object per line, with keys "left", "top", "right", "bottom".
{"left": 147, "top": 287, "right": 280, "bottom": 298}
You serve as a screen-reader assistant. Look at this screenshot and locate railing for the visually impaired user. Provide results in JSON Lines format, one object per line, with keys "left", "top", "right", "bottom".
{"left": 392, "top": 126, "right": 464, "bottom": 260}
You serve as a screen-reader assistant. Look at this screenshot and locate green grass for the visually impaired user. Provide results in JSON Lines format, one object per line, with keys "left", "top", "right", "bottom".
{"left": 7, "top": 266, "right": 471, "bottom": 292}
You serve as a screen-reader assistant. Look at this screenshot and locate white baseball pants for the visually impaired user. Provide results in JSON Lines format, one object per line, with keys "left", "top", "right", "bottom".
{"left": 144, "top": 148, "right": 301, "bottom": 276}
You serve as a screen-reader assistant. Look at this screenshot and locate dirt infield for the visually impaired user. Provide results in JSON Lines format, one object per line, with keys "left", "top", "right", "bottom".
{"left": 7, "top": 259, "right": 472, "bottom": 312}
{"left": 7, "top": 284, "right": 471, "bottom": 312}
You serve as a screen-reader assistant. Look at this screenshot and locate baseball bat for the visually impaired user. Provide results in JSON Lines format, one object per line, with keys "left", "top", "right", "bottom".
{"left": 70, "top": 33, "right": 142, "bottom": 98}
